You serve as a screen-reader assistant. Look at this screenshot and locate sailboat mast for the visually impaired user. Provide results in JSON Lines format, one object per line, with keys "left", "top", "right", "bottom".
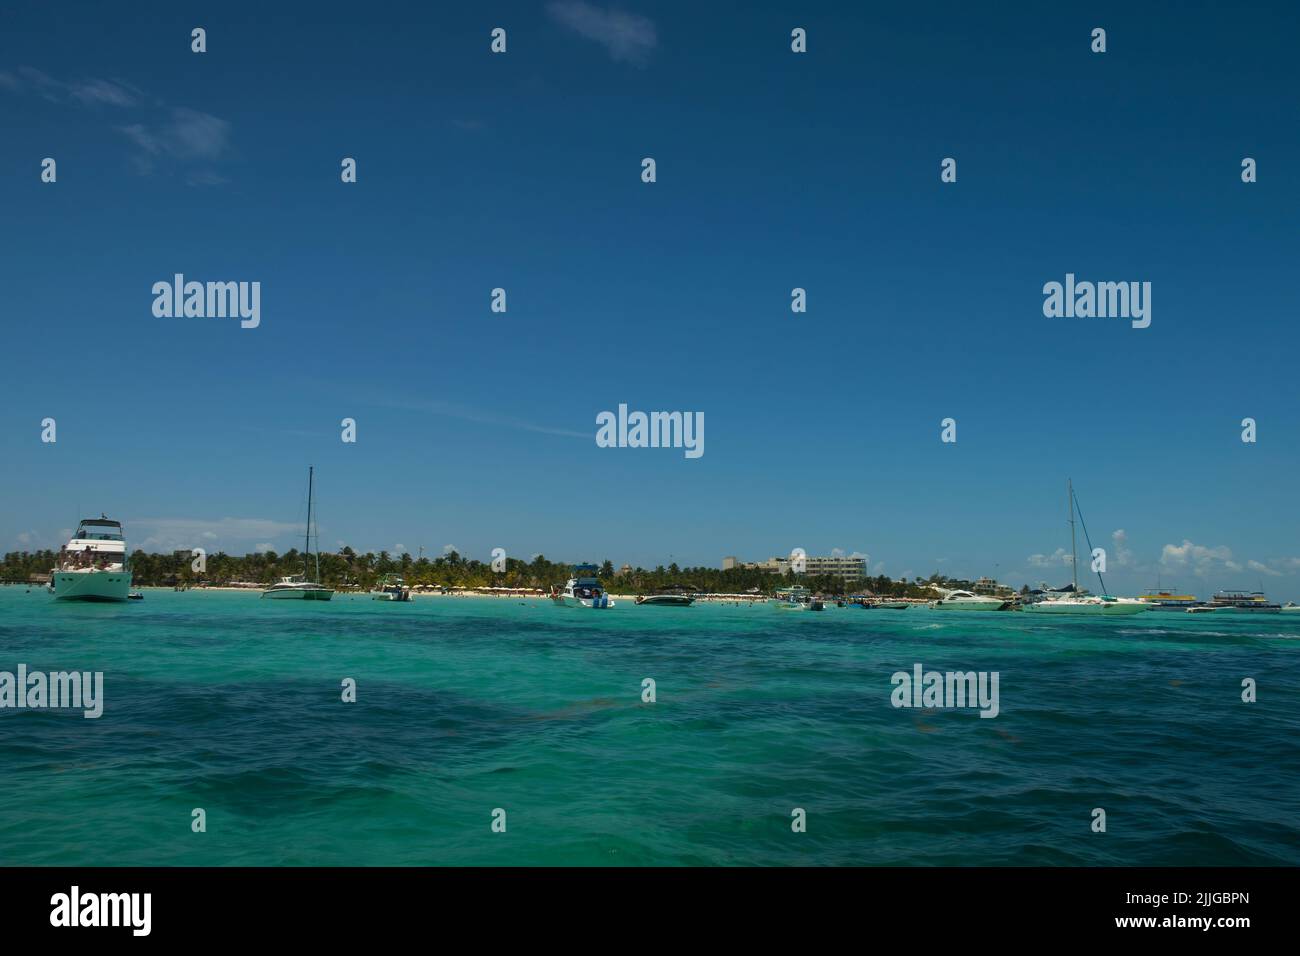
{"left": 305, "top": 466, "right": 314, "bottom": 580}
{"left": 1068, "top": 478, "right": 1078, "bottom": 593}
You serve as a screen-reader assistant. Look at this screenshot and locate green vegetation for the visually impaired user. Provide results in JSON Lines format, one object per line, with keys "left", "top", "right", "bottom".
{"left": 0, "top": 547, "right": 1004, "bottom": 597}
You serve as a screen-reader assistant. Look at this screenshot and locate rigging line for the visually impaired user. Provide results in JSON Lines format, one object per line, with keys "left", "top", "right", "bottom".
{"left": 1071, "top": 488, "right": 1107, "bottom": 595}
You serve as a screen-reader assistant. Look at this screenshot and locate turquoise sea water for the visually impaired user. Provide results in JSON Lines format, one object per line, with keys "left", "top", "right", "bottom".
{"left": 1, "top": 587, "right": 1298, "bottom": 866}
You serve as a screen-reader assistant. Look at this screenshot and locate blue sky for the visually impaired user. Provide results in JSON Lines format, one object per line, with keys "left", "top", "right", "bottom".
{"left": 2, "top": 1, "right": 1298, "bottom": 596}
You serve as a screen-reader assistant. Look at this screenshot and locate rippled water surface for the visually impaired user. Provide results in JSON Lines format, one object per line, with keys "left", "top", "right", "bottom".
{"left": 2, "top": 588, "right": 1297, "bottom": 865}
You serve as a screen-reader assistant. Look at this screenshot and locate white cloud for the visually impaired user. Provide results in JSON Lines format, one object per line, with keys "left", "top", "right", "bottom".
{"left": 1247, "top": 559, "right": 1282, "bottom": 578}
{"left": 442, "top": 544, "right": 458, "bottom": 555}
{"left": 1111, "top": 529, "right": 1133, "bottom": 567}
{"left": 1028, "top": 548, "right": 1073, "bottom": 568}
{"left": 1159, "top": 540, "right": 1240, "bottom": 574}
{"left": 254, "top": 542, "right": 275, "bottom": 554}
{"left": 546, "top": 1, "right": 657, "bottom": 64}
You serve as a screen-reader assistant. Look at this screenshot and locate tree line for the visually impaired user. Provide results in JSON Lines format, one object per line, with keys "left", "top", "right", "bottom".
{"left": 0, "top": 547, "right": 1012, "bottom": 597}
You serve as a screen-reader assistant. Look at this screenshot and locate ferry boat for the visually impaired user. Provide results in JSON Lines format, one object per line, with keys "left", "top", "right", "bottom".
{"left": 262, "top": 466, "right": 334, "bottom": 601}
{"left": 550, "top": 565, "right": 613, "bottom": 608}
{"left": 369, "top": 574, "right": 412, "bottom": 602}
{"left": 926, "top": 587, "right": 1006, "bottom": 611}
{"left": 1021, "top": 480, "right": 1151, "bottom": 616}
{"left": 1210, "top": 590, "right": 1281, "bottom": 613}
{"left": 1139, "top": 588, "right": 1204, "bottom": 611}
{"left": 51, "top": 515, "right": 132, "bottom": 601}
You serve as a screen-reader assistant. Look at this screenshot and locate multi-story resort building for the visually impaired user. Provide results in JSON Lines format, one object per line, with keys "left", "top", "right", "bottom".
{"left": 723, "top": 554, "right": 867, "bottom": 582}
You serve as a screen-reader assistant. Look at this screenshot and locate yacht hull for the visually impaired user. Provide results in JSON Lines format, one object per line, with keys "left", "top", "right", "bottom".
{"left": 552, "top": 594, "right": 611, "bottom": 608}
{"left": 261, "top": 587, "right": 334, "bottom": 600}
{"left": 52, "top": 570, "right": 132, "bottom": 602}
{"left": 1023, "top": 601, "right": 1149, "bottom": 616}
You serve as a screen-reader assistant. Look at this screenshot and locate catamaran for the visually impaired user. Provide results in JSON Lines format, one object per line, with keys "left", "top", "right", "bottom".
{"left": 1022, "top": 480, "right": 1150, "bottom": 616}
{"left": 51, "top": 515, "right": 132, "bottom": 601}
{"left": 262, "top": 466, "right": 334, "bottom": 601}
{"left": 550, "top": 565, "right": 613, "bottom": 608}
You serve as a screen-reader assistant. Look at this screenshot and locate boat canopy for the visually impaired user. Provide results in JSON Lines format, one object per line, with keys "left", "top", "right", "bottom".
{"left": 80, "top": 517, "right": 122, "bottom": 528}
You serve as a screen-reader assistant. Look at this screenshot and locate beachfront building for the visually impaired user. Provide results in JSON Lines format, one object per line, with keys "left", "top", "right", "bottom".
{"left": 721, "top": 556, "right": 739, "bottom": 570}
{"left": 972, "top": 576, "right": 1016, "bottom": 597}
{"left": 725, "top": 554, "right": 867, "bottom": 582}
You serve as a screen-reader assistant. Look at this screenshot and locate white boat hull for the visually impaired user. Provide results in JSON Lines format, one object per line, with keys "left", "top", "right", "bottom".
{"left": 928, "top": 600, "right": 1005, "bottom": 611}
{"left": 553, "top": 594, "right": 612, "bottom": 608}
{"left": 1023, "top": 599, "right": 1150, "bottom": 616}
{"left": 262, "top": 586, "right": 334, "bottom": 601}
{"left": 52, "top": 569, "right": 132, "bottom": 602}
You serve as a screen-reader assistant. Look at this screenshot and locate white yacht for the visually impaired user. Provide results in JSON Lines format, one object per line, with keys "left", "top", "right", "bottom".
{"left": 926, "top": 587, "right": 1006, "bottom": 611}
{"left": 262, "top": 466, "right": 334, "bottom": 601}
{"left": 1022, "top": 480, "right": 1150, "bottom": 617}
{"left": 51, "top": 515, "right": 132, "bottom": 601}
{"left": 550, "top": 565, "right": 613, "bottom": 608}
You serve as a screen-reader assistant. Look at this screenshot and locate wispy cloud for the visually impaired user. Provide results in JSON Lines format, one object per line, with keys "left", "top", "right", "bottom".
{"left": 118, "top": 107, "right": 231, "bottom": 176}
{"left": 379, "top": 398, "right": 591, "bottom": 440}
{"left": 546, "top": 1, "right": 657, "bottom": 65}
{"left": 131, "top": 517, "right": 302, "bottom": 552}
{"left": 2, "top": 66, "right": 230, "bottom": 184}
{"left": 0, "top": 66, "right": 141, "bottom": 107}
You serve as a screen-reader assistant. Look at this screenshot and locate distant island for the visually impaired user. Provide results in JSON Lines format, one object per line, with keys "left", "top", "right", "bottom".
{"left": 0, "top": 547, "right": 1022, "bottom": 598}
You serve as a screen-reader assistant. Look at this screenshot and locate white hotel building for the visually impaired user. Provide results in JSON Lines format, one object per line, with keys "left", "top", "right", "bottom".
{"left": 723, "top": 554, "right": 867, "bottom": 582}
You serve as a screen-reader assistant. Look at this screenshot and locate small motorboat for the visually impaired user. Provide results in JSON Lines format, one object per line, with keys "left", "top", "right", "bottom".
{"left": 370, "top": 575, "right": 412, "bottom": 602}
{"left": 127, "top": 591, "right": 144, "bottom": 600}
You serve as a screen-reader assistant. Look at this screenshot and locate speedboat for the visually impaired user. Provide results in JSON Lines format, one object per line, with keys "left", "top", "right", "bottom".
{"left": 51, "top": 516, "right": 132, "bottom": 602}
{"left": 261, "top": 466, "right": 334, "bottom": 601}
{"left": 927, "top": 587, "right": 1006, "bottom": 611}
{"left": 370, "top": 575, "right": 412, "bottom": 602}
{"left": 1282, "top": 602, "right": 1300, "bottom": 613}
{"left": 551, "top": 565, "right": 613, "bottom": 608}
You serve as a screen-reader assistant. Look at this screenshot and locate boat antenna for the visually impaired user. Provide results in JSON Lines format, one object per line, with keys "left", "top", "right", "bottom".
{"left": 305, "top": 466, "right": 314, "bottom": 580}
{"left": 1068, "top": 479, "right": 1078, "bottom": 593}
{"left": 1071, "top": 484, "right": 1107, "bottom": 595}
